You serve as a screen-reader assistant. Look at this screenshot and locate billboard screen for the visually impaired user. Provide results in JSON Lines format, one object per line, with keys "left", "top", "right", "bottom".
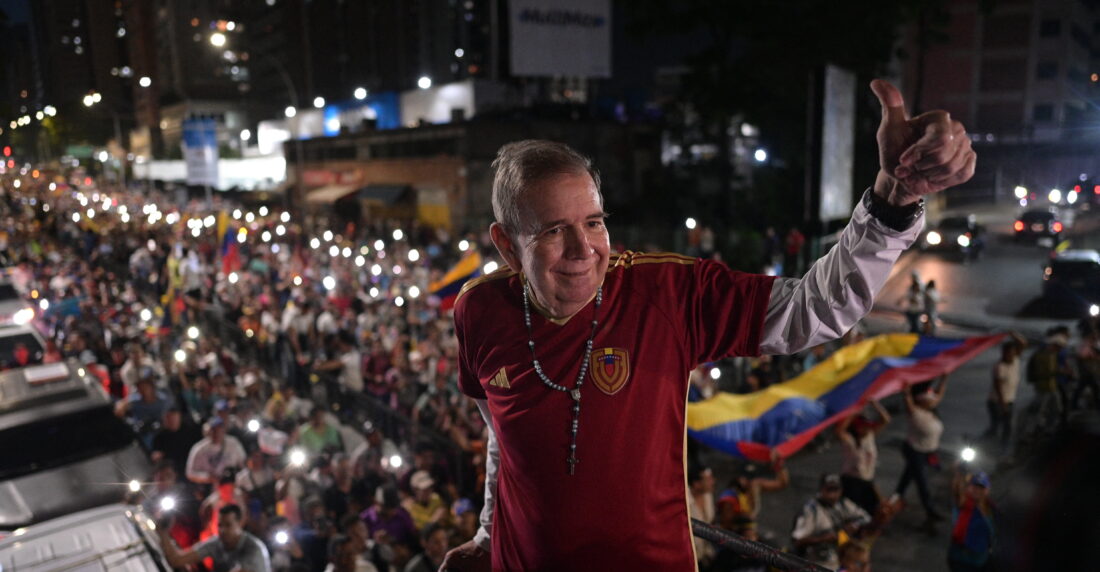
{"left": 509, "top": 0, "right": 611, "bottom": 78}
{"left": 819, "top": 65, "right": 857, "bottom": 222}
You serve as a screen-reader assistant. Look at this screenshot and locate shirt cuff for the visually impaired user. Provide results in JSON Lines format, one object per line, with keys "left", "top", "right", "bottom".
{"left": 473, "top": 526, "right": 491, "bottom": 551}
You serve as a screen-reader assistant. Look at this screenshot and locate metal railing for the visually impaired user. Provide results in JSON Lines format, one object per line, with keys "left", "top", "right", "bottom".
{"left": 691, "top": 519, "right": 832, "bottom": 572}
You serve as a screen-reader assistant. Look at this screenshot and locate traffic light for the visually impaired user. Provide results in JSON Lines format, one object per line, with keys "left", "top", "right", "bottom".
{"left": 2, "top": 146, "right": 10, "bottom": 157}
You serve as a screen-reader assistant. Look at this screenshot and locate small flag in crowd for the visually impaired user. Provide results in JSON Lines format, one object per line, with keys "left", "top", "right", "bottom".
{"left": 430, "top": 251, "right": 482, "bottom": 311}
{"left": 220, "top": 217, "right": 240, "bottom": 275}
{"left": 686, "top": 333, "right": 1005, "bottom": 462}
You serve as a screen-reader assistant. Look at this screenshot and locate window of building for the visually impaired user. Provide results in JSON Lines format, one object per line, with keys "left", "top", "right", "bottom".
{"left": 1071, "top": 25, "right": 1091, "bottom": 52}
{"left": 984, "top": 14, "right": 1032, "bottom": 48}
{"left": 980, "top": 58, "right": 1028, "bottom": 91}
{"left": 1040, "top": 19, "right": 1061, "bottom": 38}
{"left": 1036, "top": 61, "right": 1059, "bottom": 80}
{"left": 1033, "top": 104, "right": 1055, "bottom": 122}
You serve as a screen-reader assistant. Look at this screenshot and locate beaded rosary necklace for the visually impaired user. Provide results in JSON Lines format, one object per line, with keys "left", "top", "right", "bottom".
{"left": 522, "top": 282, "right": 603, "bottom": 475}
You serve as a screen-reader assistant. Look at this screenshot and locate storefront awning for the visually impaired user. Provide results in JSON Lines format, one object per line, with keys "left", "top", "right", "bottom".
{"left": 305, "top": 184, "right": 358, "bottom": 205}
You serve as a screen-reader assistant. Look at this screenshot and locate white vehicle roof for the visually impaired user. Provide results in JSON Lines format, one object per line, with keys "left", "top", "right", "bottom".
{"left": 1054, "top": 249, "right": 1100, "bottom": 263}
{"left": 0, "top": 504, "right": 169, "bottom": 571}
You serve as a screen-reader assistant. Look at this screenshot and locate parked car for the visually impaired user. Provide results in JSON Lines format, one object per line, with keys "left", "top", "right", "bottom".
{"left": 0, "top": 360, "right": 150, "bottom": 530}
{"left": 0, "top": 281, "right": 34, "bottom": 328}
{"left": 0, "top": 504, "right": 170, "bottom": 570}
{"left": 0, "top": 324, "right": 47, "bottom": 370}
{"left": 920, "top": 214, "right": 984, "bottom": 260}
{"left": 1043, "top": 249, "right": 1100, "bottom": 307}
{"left": 1015, "top": 209, "right": 1063, "bottom": 246}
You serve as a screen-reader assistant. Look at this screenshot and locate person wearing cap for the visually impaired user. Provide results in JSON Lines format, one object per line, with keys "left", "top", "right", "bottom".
{"left": 947, "top": 468, "right": 995, "bottom": 571}
{"left": 1027, "top": 330, "right": 1069, "bottom": 434}
{"left": 716, "top": 454, "right": 789, "bottom": 542}
{"left": 791, "top": 473, "right": 872, "bottom": 569}
{"left": 403, "top": 470, "right": 448, "bottom": 532}
{"left": 836, "top": 400, "right": 891, "bottom": 516}
{"left": 893, "top": 376, "right": 949, "bottom": 530}
{"left": 186, "top": 415, "right": 248, "bottom": 486}
{"left": 452, "top": 498, "right": 480, "bottom": 544}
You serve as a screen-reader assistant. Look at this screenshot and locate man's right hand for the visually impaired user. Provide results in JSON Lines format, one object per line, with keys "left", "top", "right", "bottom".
{"left": 439, "top": 540, "right": 490, "bottom": 572}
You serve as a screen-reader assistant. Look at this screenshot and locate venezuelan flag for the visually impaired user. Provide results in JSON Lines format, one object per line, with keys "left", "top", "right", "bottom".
{"left": 430, "top": 251, "right": 482, "bottom": 311}
{"left": 220, "top": 217, "right": 241, "bottom": 275}
{"left": 687, "top": 333, "right": 1005, "bottom": 462}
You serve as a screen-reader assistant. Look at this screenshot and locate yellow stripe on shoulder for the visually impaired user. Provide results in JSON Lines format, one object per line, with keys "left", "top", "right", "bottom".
{"left": 456, "top": 267, "right": 516, "bottom": 302}
{"left": 608, "top": 251, "right": 696, "bottom": 270}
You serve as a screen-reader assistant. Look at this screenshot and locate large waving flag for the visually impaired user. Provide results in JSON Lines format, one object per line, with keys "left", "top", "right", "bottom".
{"left": 430, "top": 251, "right": 482, "bottom": 311}
{"left": 687, "top": 333, "right": 1005, "bottom": 462}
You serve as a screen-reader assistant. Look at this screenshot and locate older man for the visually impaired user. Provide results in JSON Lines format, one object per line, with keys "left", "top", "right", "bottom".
{"left": 444, "top": 80, "right": 975, "bottom": 570}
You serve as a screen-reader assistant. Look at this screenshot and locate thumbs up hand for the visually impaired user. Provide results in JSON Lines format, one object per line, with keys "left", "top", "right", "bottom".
{"left": 870, "top": 79, "right": 976, "bottom": 206}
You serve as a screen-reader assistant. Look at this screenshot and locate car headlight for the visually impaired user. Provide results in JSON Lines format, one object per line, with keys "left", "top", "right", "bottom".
{"left": 957, "top": 234, "right": 970, "bottom": 247}
{"left": 926, "top": 231, "right": 942, "bottom": 245}
{"left": 12, "top": 307, "right": 34, "bottom": 325}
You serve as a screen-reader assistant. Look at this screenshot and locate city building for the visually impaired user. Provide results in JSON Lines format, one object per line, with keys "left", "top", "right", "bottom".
{"left": 898, "top": 0, "right": 1100, "bottom": 205}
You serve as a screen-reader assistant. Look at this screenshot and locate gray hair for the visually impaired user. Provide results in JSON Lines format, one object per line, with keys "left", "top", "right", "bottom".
{"left": 490, "top": 140, "right": 602, "bottom": 234}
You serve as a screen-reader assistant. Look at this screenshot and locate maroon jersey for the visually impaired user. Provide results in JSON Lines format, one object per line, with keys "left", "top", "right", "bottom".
{"left": 455, "top": 251, "right": 775, "bottom": 571}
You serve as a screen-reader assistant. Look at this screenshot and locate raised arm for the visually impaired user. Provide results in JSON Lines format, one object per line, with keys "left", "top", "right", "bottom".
{"left": 158, "top": 530, "right": 204, "bottom": 568}
{"left": 870, "top": 399, "right": 891, "bottom": 427}
{"left": 759, "top": 80, "right": 974, "bottom": 355}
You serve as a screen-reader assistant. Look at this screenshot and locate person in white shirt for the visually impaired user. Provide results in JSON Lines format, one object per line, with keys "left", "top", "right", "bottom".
{"left": 791, "top": 473, "right": 871, "bottom": 570}
{"left": 836, "top": 400, "right": 891, "bottom": 516}
{"left": 893, "top": 376, "right": 948, "bottom": 528}
{"left": 314, "top": 331, "right": 365, "bottom": 401}
{"left": 986, "top": 333, "right": 1026, "bottom": 447}
{"left": 186, "top": 417, "right": 248, "bottom": 486}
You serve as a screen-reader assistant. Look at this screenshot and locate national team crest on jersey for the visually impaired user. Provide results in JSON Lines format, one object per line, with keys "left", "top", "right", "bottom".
{"left": 590, "top": 348, "right": 630, "bottom": 395}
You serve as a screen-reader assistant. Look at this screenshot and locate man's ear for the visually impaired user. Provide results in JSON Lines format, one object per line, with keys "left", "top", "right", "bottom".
{"left": 489, "top": 222, "right": 522, "bottom": 272}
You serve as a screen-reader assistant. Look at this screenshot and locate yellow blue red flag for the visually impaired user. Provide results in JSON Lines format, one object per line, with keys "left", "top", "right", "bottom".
{"left": 430, "top": 251, "right": 482, "bottom": 311}
{"left": 687, "top": 333, "right": 1005, "bottom": 462}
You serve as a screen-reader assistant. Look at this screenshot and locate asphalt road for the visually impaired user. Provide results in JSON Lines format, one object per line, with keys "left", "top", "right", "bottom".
{"left": 700, "top": 203, "right": 1089, "bottom": 571}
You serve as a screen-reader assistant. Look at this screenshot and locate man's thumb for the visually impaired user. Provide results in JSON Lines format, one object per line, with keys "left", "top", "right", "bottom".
{"left": 871, "top": 79, "right": 908, "bottom": 124}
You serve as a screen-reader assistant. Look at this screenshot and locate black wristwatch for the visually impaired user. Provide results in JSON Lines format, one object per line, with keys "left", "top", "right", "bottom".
{"left": 863, "top": 189, "right": 923, "bottom": 232}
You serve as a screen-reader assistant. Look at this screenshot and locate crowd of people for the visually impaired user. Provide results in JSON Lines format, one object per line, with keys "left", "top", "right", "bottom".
{"left": 5, "top": 170, "right": 1088, "bottom": 572}
{"left": 2, "top": 175, "right": 490, "bottom": 571}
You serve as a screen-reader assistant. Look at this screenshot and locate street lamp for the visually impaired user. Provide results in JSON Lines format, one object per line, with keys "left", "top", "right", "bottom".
{"left": 418, "top": 76, "right": 432, "bottom": 89}
{"left": 284, "top": 106, "right": 296, "bottom": 118}
{"left": 138, "top": 76, "right": 151, "bottom": 88}
{"left": 313, "top": 96, "right": 325, "bottom": 108}
{"left": 81, "top": 92, "right": 127, "bottom": 188}
{"left": 354, "top": 87, "right": 367, "bottom": 100}
{"left": 210, "top": 32, "right": 227, "bottom": 47}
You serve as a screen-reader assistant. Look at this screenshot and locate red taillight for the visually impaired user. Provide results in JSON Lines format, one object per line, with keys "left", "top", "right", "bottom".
{"left": 1075, "top": 185, "right": 1082, "bottom": 193}
{"left": 1053, "top": 222, "right": 1064, "bottom": 233}
{"left": 1014, "top": 221, "right": 1025, "bottom": 232}
{"left": 1094, "top": 185, "right": 1100, "bottom": 195}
